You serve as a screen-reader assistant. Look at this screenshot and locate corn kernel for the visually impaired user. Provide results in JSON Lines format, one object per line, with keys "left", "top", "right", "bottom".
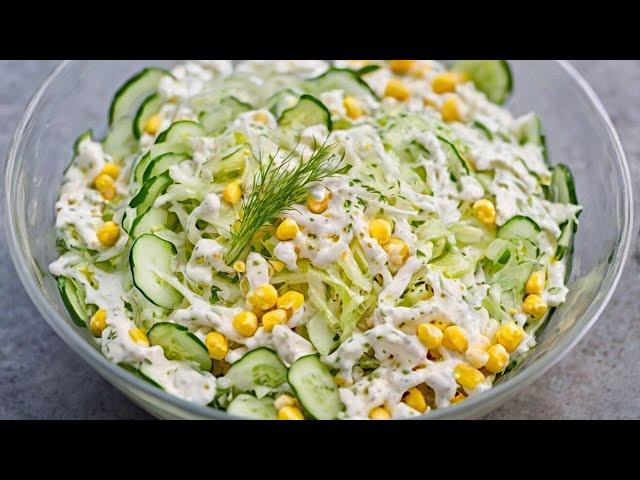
{"left": 384, "top": 79, "right": 410, "bottom": 102}
{"left": 442, "top": 325, "right": 469, "bottom": 353}
{"left": 485, "top": 344, "right": 510, "bottom": 373}
{"left": 89, "top": 309, "right": 107, "bottom": 337}
{"left": 432, "top": 72, "right": 459, "bottom": 94}
{"left": 94, "top": 173, "right": 115, "bottom": 201}
{"left": 451, "top": 391, "right": 466, "bottom": 404}
{"left": 343, "top": 96, "right": 363, "bottom": 120}
{"left": 262, "top": 309, "right": 288, "bottom": 332}
{"left": 526, "top": 270, "right": 545, "bottom": 295}
{"left": 205, "top": 332, "right": 228, "bottom": 360}
{"left": 495, "top": 321, "right": 525, "bottom": 353}
{"left": 277, "top": 291, "right": 305, "bottom": 311}
{"left": 390, "top": 60, "right": 416, "bottom": 75}
{"left": 253, "top": 111, "right": 269, "bottom": 124}
{"left": 276, "top": 218, "right": 299, "bottom": 241}
{"left": 96, "top": 221, "right": 120, "bottom": 247}
{"left": 523, "top": 294, "right": 547, "bottom": 319}
{"left": 101, "top": 162, "right": 120, "bottom": 179}
{"left": 233, "top": 260, "right": 246, "bottom": 273}
{"left": 274, "top": 394, "right": 297, "bottom": 410}
{"left": 465, "top": 347, "right": 489, "bottom": 369}
{"left": 411, "top": 64, "right": 431, "bottom": 79}
{"left": 403, "top": 387, "right": 427, "bottom": 413}
{"left": 369, "top": 218, "right": 392, "bottom": 245}
{"left": 471, "top": 335, "right": 491, "bottom": 351}
{"left": 454, "top": 362, "right": 485, "bottom": 390}
{"left": 223, "top": 181, "right": 242, "bottom": 204}
{"left": 269, "top": 260, "right": 285, "bottom": 273}
{"left": 232, "top": 310, "right": 258, "bottom": 337}
{"left": 144, "top": 114, "right": 162, "bottom": 135}
{"left": 441, "top": 96, "right": 461, "bottom": 123}
{"left": 434, "top": 321, "right": 448, "bottom": 331}
{"left": 278, "top": 405, "right": 305, "bottom": 420}
{"left": 473, "top": 199, "right": 496, "bottom": 226}
{"left": 369, "top": 406, "right": 391, "bottom": 420}
{"left": 307, "top": 193, "right": 330, "bottom": 214}
{"left": 383, "top": 238, "right": 409, "bottom": 265}
{"left": 417, "top": 323, "right": 443, "bottom": 349}
{"left": 129, "top": 327, "right": 150, "bottom": 347}
{"left": 247, "top": 283, "right": 278, "bottom": 310}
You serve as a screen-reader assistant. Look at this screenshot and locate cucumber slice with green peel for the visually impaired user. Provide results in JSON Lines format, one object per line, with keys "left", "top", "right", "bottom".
{"left": 437, "top": 135, "right": 470, "bottom": 181}
{"left": 133, "top": 93, "right": 164, "bottom": 139}
{"left": 278, "top": 94, "right": 332, "bottom": 131}
{"left": 147, "top": 322, "right": 211, "bottom": 371}
{"left": 199, "top": 96, "right": 252, "bottom": 135}
{"left": 155, "top": 120, "right": 205, "bottom": 144}
{"left": 472, "top": 120, "right": 494, "bottom": 141}
{"left": 129, "top": 171, "right": 173, "bottom": 216}
{"left": 143, "top": 152, "right": 191, "bottom": 182}
{"left": 498, "top": 216, "right": 541, "bottom": 242}
{"left": 57, "top": 276, "right": 90, "bottom": 327}
{"left": 355, "top": 64, "right": 381, "bottom": 76}
{"left": 109, "top": 67, "right": 170, "bottom": 126}
{"left": 227, "top": 394, "right": 278, "bottom": 420}
{"left": 121, "top": 206, "right": 136, "bottom": 233}
{"left": 515, "top": 113, "right": 548, "bottom": 163}
{"left": 119, "top": 363, "right": 163, "bottom": 389}
{"left": 73, "top": 129, "right": 93, "bottom": 156}
{"left": 307, "top": 313, "right": 338, "bottom": 356}
{"left": 265, "top": 88, "right": 301, "bottom": 119}
{"left": 134, "top": 142, "right": 191, "bottom": 184}
{"left": 129, "top": 207, "right": 169, "bottom": 239}
{"left": 550, "top": 164, "right": 579, "bottom": 262}
{"left": 103, "top": 116, "right": 137, "bottom": 161}
{"left": 308, "top": 67, "right": 378, "bottom": 100}
{"left": 225, "top": 348, "right": 288, "bottom": 394}
{"left": 452, "top": 60, "right": 513, "bottom": 105}
{"left": 130, "top": 234, "right": 183, "bottom": 309}
{"left": 288, "top": 354, "right": 342, "bottom": 420}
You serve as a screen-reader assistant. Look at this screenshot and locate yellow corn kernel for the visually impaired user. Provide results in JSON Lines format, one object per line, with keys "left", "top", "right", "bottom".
{"left": 434, "top": 321, "right": 448, "bottom": 331}
{"left": 485, "top": 344, "right": 510, "bottom": 374}
{"left": 432, "top": 72, "right": 459, "bottom": 94}
{"left": 472, "top": 199, "right": 496, "bottom": 226}
{"left": 403, "top": 387, "right": 427, "bottom": 413}
{"left": 274, "top": 394, "right": 297, "bottom": 410}
{"left": 526, "top": 270, "right": 545, "bottom": 295}
{"left": 278, "top": 405, "right": 305, "bottom": 420}
{"left": 523, "top": 294, "right": 547, "bottom": 318}
{"left": 454, "top": 362, "right": 485, "bottom": 390}
{"left": 495, "top": 321, "right": 525, "bottom": 352}
{"left": 465, "top": 347, "right": 490, "bottom": 369}
{"left": 343, "top": 96, "right": 363, "bottom": 120}
{"left": 307, "top": 193, "right": 330, "bottom": 214}
{"left": 269, "top": 259, "right": 285, "bottom": 273}
{"left": 384, "top": 79, "right": 410, "bottom": 102}
{"left": 390, "top": 60, "right": 416, "bottom": 75}
{"left": 247, "top": 283, "right": 278, "bottom": 310}
{"left": 96, "top": 221, "right": 120, "bottom": 247}
{"left": 129, "top": 327, "right": 150, "bottom": 347}
{"left": 451, "top": 391, "right": 466, "bottom": 404}
{"left": 89, "top": 309, "right": 107, "bottom": 337}
{"left": 262, "top": 309, "right": 288, "bottom": 332}
{"left": 369, "top": 218, "right": 392, "bottom": 245}
{"left": 369, "top": 406, "right": 391, "bottom": 420}
{"left": 417, "top": 323, "right": 443, "bottom": 349}
{"left": 223, "top": 181, "right": 242, "bottom": 204}
{"left": 94, "top": 172, "right": 115, "bottom": 195}
{"left": 411, "top": 64, "right": 431, "bottom": 79}
{"left": 101, "top": 162, "right": 120, "bottom": 179}
{"left": 233, "top": 260, "right": 246, "bottom": 273}
{"left": 253, "top": 111, "right": 269, "bottom": 124}
{"left": 276, "top": 218, "right": 300, "bottom": 241}
{"left": 441, "top": 96, "right": 461, "bottom": 123}
{"left": 471, "top": 335, "right": 491, "bottom": 351}
{"left": 144, "top": 114, "right": 162, "bottom": 135}
{"left": 442, "top": 325, "right": 469, "bottom": 353}
{"left": 205, "top": 332, "right": 228, "bottom": 360}
{"left": 232, "top": 310, "right": 258, "bottom": 337}
{"left": 383, "top": 238, "right": 409, "bottom": 265}
{"left": 277, "top": 291, "right": 305, "bottom": 311}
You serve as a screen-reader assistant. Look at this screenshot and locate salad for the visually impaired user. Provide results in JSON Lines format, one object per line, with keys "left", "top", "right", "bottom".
{"left": 50, "top": 60, "right": 581, "bottom": 420}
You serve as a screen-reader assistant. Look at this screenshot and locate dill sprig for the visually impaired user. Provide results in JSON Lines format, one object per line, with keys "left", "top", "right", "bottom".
{"left": 224, "top": 141, "right": 346, "bottom": 264}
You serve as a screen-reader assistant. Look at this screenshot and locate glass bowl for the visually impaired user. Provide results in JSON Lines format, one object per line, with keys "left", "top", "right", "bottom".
{"left": 4, "top": 60, "right": 633, "bottom": 419}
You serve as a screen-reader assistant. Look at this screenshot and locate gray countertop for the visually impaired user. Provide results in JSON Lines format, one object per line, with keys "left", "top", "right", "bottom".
{"left": 1, "top": 60, "right": 638, "bottom": 420}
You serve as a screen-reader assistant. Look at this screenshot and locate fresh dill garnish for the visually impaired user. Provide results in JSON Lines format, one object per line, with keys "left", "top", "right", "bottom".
{"left": 224, "top": 141, "right": 345, "bottom": 264}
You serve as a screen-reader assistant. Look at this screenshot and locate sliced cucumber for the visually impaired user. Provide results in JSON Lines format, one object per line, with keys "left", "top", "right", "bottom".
{"left": 199, "top": 96, "right": 252, "bottom": 135}
{"left": 130, "top": 234, "right": 183, "bottom": 309}
{"left": 147, "top": 322, "right": 211, "bottom": 371}
{"left": 155, "top": 120, "right": 205, "bottom": 144}
{"left": 121, "top": 206, "right": 136, "bottom": 233}
{"left": 307, "top": 313, "right": 338, "bottom": 356}
{"left": 109, "top": 67, "right": 169, "bottom": 126}
{"left": 143, "top": 152, "right": 191, "bottom": 182}
{"left": 472, "top": 120, "right": 494, "bottom": 141}
{"left": 103, "top": 116, "right": 137, "bottom": 160}
{"left": 225, "top": 348, "right": 288, "bottom": 395}
{"left": 498, "top": 215, "right": 541, "bottom": 242}
{"left": 129, "top": 171, "right": 173, "bottom": 216}
{"left": 129, "top": 207, "right": 169, "bottom": 239}
{"left": 550, "top": 164, "right": 579, "bottom": 261}
{"left": 265, "top": 88, "right": 301, "bottom": 119}
{"left": 278, "top": 94, "right": 332, "bottom": 130}
{"left": 119, "top": 363, "right": 163, "bottom": 389}
{"left": 437, "top": 135, "right": 470, "bottom": 181}
{"left": 452, "top": 60, "right": 513, "bottom": 105}
{"left": 209, "top": 145, "right": 248, "bottom": 183}
{"left": 515, "top": 113, "right": 548, "bottom": 163}
{"left": 288, "top": 354, "right": 342, "bottom": 420}
{"left": 227, "top": 394, "right": 278, "bottom": 420}
{"left": 133, "top": 93, "right": 164, "bottom": 139}
{"left": 308, "top": 67, "right": 377, "bottom": 100}
{"left": 134, "top": 142, "right": 191, "bottom": 184}
{"left": 356, "top": 64, "right": 381, "bottom": 76}
{"left": 57, "top": 276, "right": 89, "bottom": 327}
{"left": 72, "top": 129, "right": 93, "bottom": 156}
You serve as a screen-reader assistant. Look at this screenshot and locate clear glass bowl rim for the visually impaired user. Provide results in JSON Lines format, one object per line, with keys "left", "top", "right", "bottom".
{"left": 4, "top": 60, "right": 634, "bottom": 419}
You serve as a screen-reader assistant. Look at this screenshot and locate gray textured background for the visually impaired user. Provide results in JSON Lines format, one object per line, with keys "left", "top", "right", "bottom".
{"left": 0, "top": 60, "right": 638, "bottom": 420}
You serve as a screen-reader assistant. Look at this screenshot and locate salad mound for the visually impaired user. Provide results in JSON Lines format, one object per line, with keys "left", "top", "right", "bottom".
{"left": 50, "top": 60, "right": 581, "bottom": 419}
